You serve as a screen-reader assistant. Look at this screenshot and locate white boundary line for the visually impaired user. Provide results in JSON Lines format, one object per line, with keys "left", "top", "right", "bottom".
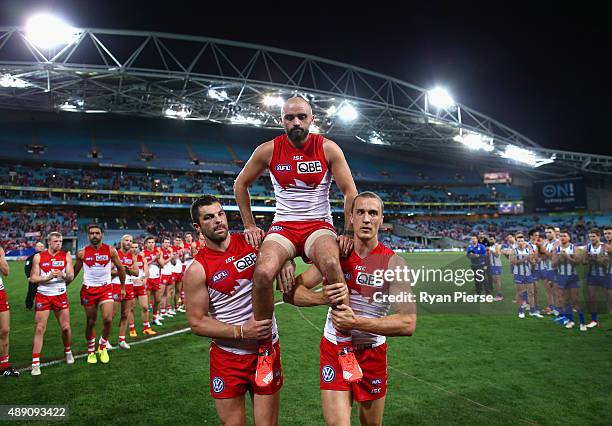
{"left": 18, "top": 299, "right": 287, "bottom": 373}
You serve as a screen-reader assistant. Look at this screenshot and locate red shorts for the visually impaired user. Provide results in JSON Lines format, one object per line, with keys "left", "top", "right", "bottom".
{"left": 209, "top": 341, "right": 283, "bottom": 399}
{"left": 319, "top": 337, "right": 387, "bottom": 402}
{"left": 147, "top": 277, "right": 161, "bottom": 292}
{"left": 133, "top": 285, "right": 147, "bottom": 298}
{"left": 35, "top": 292, "right": 69, "bottom": 311}
{"left": 121, "top": 285, "right": 135, "bottom": 301}
{"left": 266, "top": 220, "right": 336, "bottom": 260}
{"left": 161, "top": 275, "right": 173, "bottom": 286}
{"left": 0, "top": 289, "right": 9, "bottom": 312}
{"left": 112, "top": 284, "right": 122, "bottom": 302}
{"left": 80, "top": 284, "right": 114, "bottom": 307}
{"left": 173, "top": 272, "right": 182, "bottom": 283}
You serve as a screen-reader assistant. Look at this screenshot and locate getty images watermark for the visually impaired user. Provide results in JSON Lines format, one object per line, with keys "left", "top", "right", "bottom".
{"left": 370, "top": 265, "right": 496, "bottom": 305}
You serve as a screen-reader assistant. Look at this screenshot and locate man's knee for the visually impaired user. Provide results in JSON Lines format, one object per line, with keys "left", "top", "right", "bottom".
{"left": 253, "top": 262, "right": 277, "bottom": 287}
{"left": 318, "top": 256, "right": 341, "bottom": 276}
{"left": 0, "top": 326, "right": 9, "bottom": 339}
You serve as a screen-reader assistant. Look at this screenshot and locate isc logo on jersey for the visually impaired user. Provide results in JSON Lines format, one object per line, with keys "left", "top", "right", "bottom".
{"left": 234, "top": 253, "right": 257, "bottom": 272}
{"left": 356, "top": 272, "right": 384, "bottom": 287}
{"left": 276, "top": 164, "right": 292, "bottom": 172}
{"left": 52, "top": 260, "right": 64, "bottom": 268}
{"left": 297, "top": 161, "right": 322, "bottom": 174}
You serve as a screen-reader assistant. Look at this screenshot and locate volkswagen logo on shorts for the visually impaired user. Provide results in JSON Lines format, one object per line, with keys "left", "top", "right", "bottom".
{"left": 212, "top": 377, "right": 225, "bottom": 393}
{"left": 270, "top": 225, "right": 283, "bottom": 232}
{"left": 321, "top": 365, "right": 336, "bottom": 383}
{"left": 113, "top": 293, "right": 119, "bottom": 300}
{"left": 36, "top": 303, "right": 43, "bottom": 309}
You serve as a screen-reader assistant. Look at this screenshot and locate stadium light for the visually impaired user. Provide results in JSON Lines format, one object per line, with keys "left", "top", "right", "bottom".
{"left": 325, "top": 105, "right": 337, "bottom": 117}
{"left": 337, "top": 103, "right": 358, "bottom": 122}
{"left": 453, "top": 133, "right": 494, "bottom": 152}
{"left": 369, "top": 131, "right": 388, "bottom": 145}
{"left": 0, "top": 74, "right": 31, "bottom": 88}
{"left": 164, "top": 105, "right": 190, "bottom": 119}
{"left": 263, "top": 95, "right": 284, "bottom": 108}
{"left": 500, "top": 145, "right": 554, "bottom": 167}
{"left": 207, "top": 89, "right": 228, "bottom": 101}
{"left": 427, "top": 87, "right": 455, "bottom": 109}
{"left": 25, "top": 13, "right": 79, "bottom": 49}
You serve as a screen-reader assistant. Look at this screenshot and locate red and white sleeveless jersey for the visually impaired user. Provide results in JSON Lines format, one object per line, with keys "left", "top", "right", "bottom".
{"left": 194, "top": 233, "right": 278, "bottom": 355}
{"left": 135, "top": 254, "right": 146, "bottom": 284}
{"left": 268, "top": 133, "right": 332, "bottom": 223}
{"left": 184, "top": 242, "right": 195, "bottom": 270}
{"left": 324, "top": 243, "right": 395, "bottom": 346}
{"left": 143, "top": 249, "right": 160, "bottom": 278}
{"left": 111, "top": 249, "right": 134, "bottom": 284}
{"left": 172, "top": 245, "right": 183, "bottom": 273}
{"left": 82, "top": 244, "right": 112, "bottom": 287}
{"left": 37, "top": 250, "right": 68, "bottom": 296}
{"left": 160, "top": 248, "right": 173, "bottom": 275}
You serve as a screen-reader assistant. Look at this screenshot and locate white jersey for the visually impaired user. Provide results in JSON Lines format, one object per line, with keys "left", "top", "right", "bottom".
{"left": 37, "top": 250, "right": 68, "bottom": 296}
{"left": 172, "top": 246, "right": 183, "bottom": 273}
{"left": 542, "top": 239, "right": 558, "bottom": 270}
{"left": 587, "top": 243, "right": 607, "bottom": 277}
{"left": 268, "top": 133, "right": 333, "bottom": 224}
{"left": 143, "top": 249, "right": 160, "bottom": 279}
{"left": 556, "top": 244, "right": 577, "bottom": 277}
{"left": 82, "top": 244, "right": 113, "bottom": 287}
{"left": 160, "top": 248, "right": 174, "bottom": 275}
{"left": 512, "top": 247, "right": 533, "bottom": 277}
{"left": 488, "top": 243, "right": 503, "bottom": 267}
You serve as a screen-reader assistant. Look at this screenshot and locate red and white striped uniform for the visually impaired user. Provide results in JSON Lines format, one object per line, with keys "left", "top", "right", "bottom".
{"left": 111, "top": 249, "right": 135, "bottom": 284}
{"left": 143, "top": 249, "right": 160, "bottom": 279}
{"left": 194, "top": 233, "right": 278, "bottom": 355}
{"left": 82, "top": 244, "right": 112, "bottom": 286}
{"left": 37, "top": 250, "right": 68, "bottom": 296}
{"left": 268, "top": 133, "right": 332, "bottom": 224}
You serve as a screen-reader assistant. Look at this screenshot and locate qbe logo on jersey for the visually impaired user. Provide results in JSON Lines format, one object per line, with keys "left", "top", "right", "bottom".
{"left": 297, "top": 161, "right": 322, "bottom": 174}
{"left": 52, "top": 260, "right": 65, "bottom": 268}
{"left": 356, "top": 272, "right": 384, "bottom": 287}
{"left": 234, "top": 252, "right": 257, "bottom": 273}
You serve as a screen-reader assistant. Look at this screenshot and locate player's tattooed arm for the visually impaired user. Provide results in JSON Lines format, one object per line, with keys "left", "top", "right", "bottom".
{"left": 332, "top": 255, "right": 416, "bottom": 336}
{"left": 184, "top": 261, "right": 271, "bottom": 340}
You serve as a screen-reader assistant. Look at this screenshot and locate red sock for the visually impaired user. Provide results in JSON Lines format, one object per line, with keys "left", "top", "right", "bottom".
{"left": 143, "top": 322, "right": 150, "bottom": 329}
{"left": 87, "top": 335, "right": 96, "bottom": 354}
{"left": 129, "top": 323, "right": 135, "bottom": 332}
{"left": 0, "top": 355, "right": 8, "bottom": 369}
{"left": 119, "top": 336, "right": 125, "bottom": 343}
{"left": 32, "top": 353, "right": 40, "bottom": 366}
{"left": 64, "top": 345, "right": 71, "bottom": 354}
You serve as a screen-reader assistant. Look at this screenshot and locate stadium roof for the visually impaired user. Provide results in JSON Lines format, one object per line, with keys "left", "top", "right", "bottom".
{"left": 1, "top": 26, "right": 611, "bottom": 178}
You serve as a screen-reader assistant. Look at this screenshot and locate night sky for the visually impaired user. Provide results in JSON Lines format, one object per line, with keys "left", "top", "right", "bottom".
{"left": 1, "top": 1, "right": 610, "bottom": 156}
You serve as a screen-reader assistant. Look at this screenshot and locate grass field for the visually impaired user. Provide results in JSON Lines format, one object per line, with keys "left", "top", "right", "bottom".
{"left": 1, "top": 253, "right": 610, "bottom": 425}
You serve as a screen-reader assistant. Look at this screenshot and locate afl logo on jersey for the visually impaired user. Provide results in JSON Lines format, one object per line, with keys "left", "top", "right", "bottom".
{"left": 297, "top": 161, "right": 322, "bottom": 174}
{"left": 275, "top": 164, "right": 292, "bottom": 172}
{"left": 212, "top": 270, "right": 229, "bottom": 283}
{"left": 234, "top": 253, "right": 257, "bottom": 272}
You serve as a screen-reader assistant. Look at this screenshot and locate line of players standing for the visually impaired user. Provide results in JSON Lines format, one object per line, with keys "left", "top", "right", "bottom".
{"left": 470, "top": 227, "right": 611, "bottom": 330}
{"left": 0, "top": 229, "right": 207, "bottom": 377}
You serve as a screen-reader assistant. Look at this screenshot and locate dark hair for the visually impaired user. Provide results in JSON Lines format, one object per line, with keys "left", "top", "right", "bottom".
{"left": 190, "top": 195, "right": 221, "bottom": 224}
{"left": 489, "top": 235, "right": 496, "bottom": 240}
{"left": 545, "top": 226, "right": 555, "bottom": 232}
{"left": 560, "top": 229, "right": 571, "bottom": 236}
{"left": 162, "top": 237, "right": 171, "bottom": 243}
{"left": 144, "top": 236, "right": 156, "bottom": 243}
{"left": 351, "top": 191, "right": 384, "bottom": 214}
{"left": 528, "top": 228, "right": 539, "bottom": 238}
{"left": 589, "top": 228, "right": 600, "bottom": 236}
{"left": 184, "top": 232, "right": 193, "bottom": 237}
{"left": 604, "top": 226, "right": 612, "bottom": 231}
{"left": 87, "top": 223, "right": 103, "bottom": 233}
{"left": 515, "top": 233, "right": 524, "bottom": 239}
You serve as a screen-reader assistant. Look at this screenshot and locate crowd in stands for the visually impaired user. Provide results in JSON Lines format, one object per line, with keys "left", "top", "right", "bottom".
{"left": 1, "top": 164, "right": 520, "bottom": 205}
{"left": 0, "top": 210, "right": 77, "bottom": 252}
